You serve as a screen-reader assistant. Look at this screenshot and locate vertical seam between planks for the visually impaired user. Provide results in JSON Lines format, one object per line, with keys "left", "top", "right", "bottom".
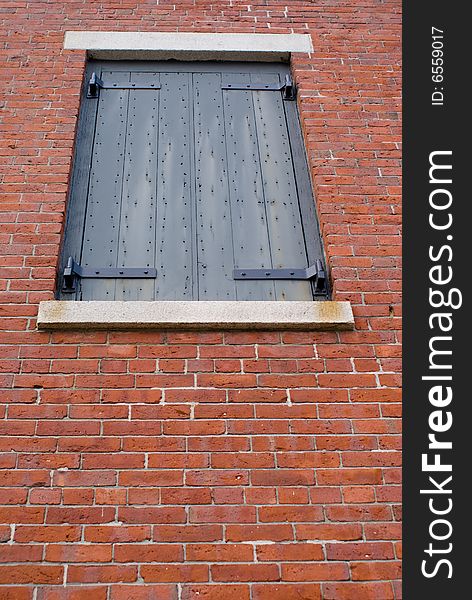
{"left": 153, "top": 74, "right": 161, "bottom": 300}
{"left": 190, "top": 72, "right": 198, "bottom": 300}
{"left": 112, "top": 72, "right": 132, "bottom": 300}
{"left": 220, "top": 73, "right": 238, "bottom": 301}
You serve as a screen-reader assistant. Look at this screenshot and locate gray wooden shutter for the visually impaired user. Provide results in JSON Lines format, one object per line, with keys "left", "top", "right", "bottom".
{"left": 59, "top": 61, "right": 326, "bottom": 301}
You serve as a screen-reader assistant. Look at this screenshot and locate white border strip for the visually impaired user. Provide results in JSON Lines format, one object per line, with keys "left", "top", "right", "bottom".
{"left": 64, "top": 31, "right": 313, "bottom": 60}
{"left": 38, "top": 301, "right": 354, "bottom": 331}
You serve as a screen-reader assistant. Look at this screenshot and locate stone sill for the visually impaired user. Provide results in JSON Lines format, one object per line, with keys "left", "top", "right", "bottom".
{"left": 37, "top": 301, "right": 354, "bottom": 331}
{"left": 64, "top": 31, "right": 313, "bottom": 61}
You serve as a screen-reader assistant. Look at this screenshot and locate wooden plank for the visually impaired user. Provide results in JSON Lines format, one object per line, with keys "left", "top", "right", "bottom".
{"left": 80, "top": 70, "right": 131, "bottom": 300}
{"left": 193, "top": 72, "right": 236, "bottom": 300}
{"left": 221, "top": 72, "right": 275, "bottom": 301}
{"left": 115, "top": 71, "right": 160, "bottom": 301}
{"left": 251, "top": 72, "right": 313, "bottom": 301}
{"left": 155, "top": 72, "right": 195, "bottom": 299}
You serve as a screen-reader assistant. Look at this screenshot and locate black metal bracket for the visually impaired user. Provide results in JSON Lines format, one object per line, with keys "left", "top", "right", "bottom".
{"left": 62, "top": 257, "right": 157, "bottom": 293}
{"left": 87, "top": 72, "right": 103, "bottom": 98}
{"left": 233, "top": 259, "right": 327, "bottom": 295}
{"left": 87, "top": 72, "right": 161, "bottom": 98}
{"left": 222, "top": 74, "right": 297, "bottom": 100}
{"left": 281, "top": 74, "right": 296, "bottom": 101}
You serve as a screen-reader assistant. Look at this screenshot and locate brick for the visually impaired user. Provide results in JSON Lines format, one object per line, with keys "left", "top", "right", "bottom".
{"left": 0, "top": 544, "right": 43, "bottom": 562}
{"left": 0, "top": 488, "right": 28, "bottom": 504}
{"left": 0, "top": 526, "right": 11, "bottom": 542}
{"left": 0, "top": 507, "right": 44, "bottom": 524}
{"left": 153, "top": 525, "right": 223, "bottom": 543}
{"left": 118, "top": 470, "right": 183, "bottom": 487}
{"left": 0, "top": 469, "right": 49, "bottom": 487}
{"left": 84, "top": 526, "right": 151, "bottom": 543}
{"left": 326, "top": 505, "right": 393, "bottom": 522}
{"left": 141, "top": 565, "right": 209, "bottom": 582}
{"left": 194, "top": 405, "right": 253, "bottom": 420}
{"left": 37, "top": 589, "right": 108, "bottom": 600}
{"left": 310, "top": 487, "right": 343, "bottom": 504}
{"left": 188, "top": 436, "right": 250, "bottom": 452}
{"left": 343, "top": 486, "right": 376, "bottom": 503}
{"left": 123, "top": 437, "right": 185, "bottom": 452}
{"left": 67, "top": 565, "right": 137, "bottom": 583}
{"left": 252, "top": 436, "right": 314, "bottom": 452}
{"left": 57, "top": 437, "right": 121, "bottom": 452}
{"left": 276, "top": 452, "right": 339, "bottom": 468}
{"left": 351, "top": 561, "right": 402, "bottom": 581}
{"left": 318, "top": 374, "right": 377, "bottom": 388}
{"left": 190, "top": 506, "right": 256, "bottom": 524}
{"left": 148, "top": 454, "right": 209, "bottom": 469}
{"left": 316, "top": 435, "right": 378, "bottom": 451}
{"left": 326, "top": 542, "right": 395, "bottom": 561}
{"left": 101, "top": 389, "right": 161, "bottom": 403}
{"left": 259, "top": 506, "right": 323, "bottom": 523}
{"left": 110, "top": 586, "right": 178, "bottom": 600}
{"left": 296, "top": 524, "right": 363, "bottom": 541}
{"left": 181, "top": 586, "right": 249, "bottom": 600}
{"left": 187, "top": 544, "right": 253, "bottom": 562}
{"left": 290, "top": 389, "right": 349, "bottom": 403}
{"left": 63, "top": 489, "right": 94, "bottom": 505}
{"left": 256, "top": 543, "right": 324, "bottom": 562}
{"left": 119, "top": 507, "right": 186, "bottom": 524}
{"left": 114, "top": 544, "right": 183, "bottom": 563}
{"left": 364, "top": 522, "right": 402, "bottom": 540}
{"left": 211, "top": 564, "right": 279, "bottom": 582}
{"left": 44, "top": 544, "right": 112, "bottom": 563}
{"left": 277, "top": 488, "right": 309, "bottom": 505}
{"left": 282, "top": 563, "right": 350, "bottom": 581}
{"left": 197, "top": 374, "right": 256, "bottom": 388}
{"left": 162, "top": 420, "right": 225, "bottom": 436}
{"left": 0, "top": 566, "right": 63, "bottom": 584}
{"left": 131, "top": 405, "right": 191, "bottom": 420}
{"left": 212, "top": 487, "right": 244, "bottom": 504}
{"left": 251, "top": 470, "right": 314, "bottom": 486}
{"left": 252, "top": 584, "right": 322, "bottom": 600}
{"left": 317, "top": 468, "right": 382, "bottom": 486}
{"left": 18, "top": 454, "right": 78, "bottom": 469}
{"left": 165, "top": 389, "right": 225, "bottom": 403}
{"left": 95, "top": 488, "right": 127, "bottom": 505}
{"left": 226, "top": 525, "right": 294, "bottom": 542}
{"left": 228, "top": 389, "right": 288, "bottom": 403}
{"left": 46, "top": 507, "right": 115, "bottom": 524}
{"left": 186, "top": 470, "right": 249, "bottom": 487}
{"left": 322, "top": 582, "right": 395, "bottom": 600}
{"left": 0, "top": 589, "right": 33, "bottom": 600}
{"left": 52, "top": 471, "right": 116, "bottom": 487}
{"left": 160, "top": 488, "right": 212, "bottom": 505}
{"left": 14, "top": 525, "right": 81, "bottom": 543}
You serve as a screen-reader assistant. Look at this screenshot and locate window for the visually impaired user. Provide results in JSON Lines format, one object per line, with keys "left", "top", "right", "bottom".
{"left": 59, "top": 60, "right": 327, "bottom": 302}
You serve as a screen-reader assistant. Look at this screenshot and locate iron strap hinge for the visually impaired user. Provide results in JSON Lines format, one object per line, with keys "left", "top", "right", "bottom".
{"left": 233, "top": 259, "right": 327, "bottom": 295}
{"left": 87, "top": 72, "right": 161, "bottom": 98}
{"left": 221, "top": 74, "right": 296, "bottom": 100}
{"left": 62, "top": 257, "right": 157, "bottom": 293}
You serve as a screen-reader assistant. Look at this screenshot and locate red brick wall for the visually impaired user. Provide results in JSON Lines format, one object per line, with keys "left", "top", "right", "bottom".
{"left": 0, "top": 1, "right": 402, "bottom": 599}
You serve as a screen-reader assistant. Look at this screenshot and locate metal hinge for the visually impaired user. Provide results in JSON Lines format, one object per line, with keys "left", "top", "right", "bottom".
{"left": 87, "top": 72, "right": 161, "bottom": 98}
{"left": 233, "top": 259, "right": 327, "bottom": 295}
{"left": 222, "top": 74, "right": 297, "bottom": 100}
{"left": 62, "top": 257, "right": 157, "bottom": 293}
